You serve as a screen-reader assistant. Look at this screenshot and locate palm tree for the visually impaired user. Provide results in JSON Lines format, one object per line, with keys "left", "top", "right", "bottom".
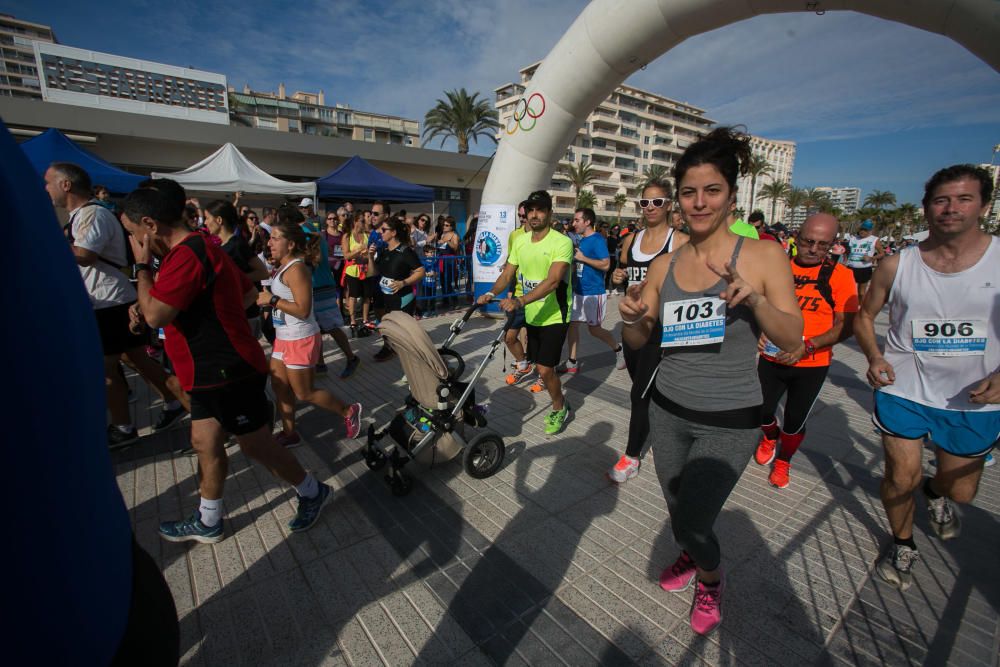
{"left": 863, "top": 189, "right": 897, "bottom": 236}
{"left": 783, "top": 187, "right": 808, "bottom": 225}
{"left": 421, "top": 88, "right": 499, "bottom": 154}
{"left": 613, "top": 192, "right": 629, "bottom": 226}
{"left": 745, "top": 154, "right": 773, "bottom": 213}
{"left": 564, "top": 162, "right": 596, "bottom": 207}
{"left": 804, "top": 188, "right": 831, "bottom": 215}
{"left": 577, "top": 190, "right": 597, "bottom": 211}
{"left": 758, "top": 181, "right": 790, "bottom": 227}
{"left": 637, "top": 164, "right": 670, "bottom": 194}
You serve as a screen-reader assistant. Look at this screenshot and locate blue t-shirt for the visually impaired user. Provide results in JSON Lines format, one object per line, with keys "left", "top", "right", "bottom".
{"left": 368, "top": 229, "right": 388, "bottom": 254}
{"left": 421, "top": 256, "right": 437, "bottom": 286}
{"left": 573, "top": 233, "right": 609, "bottom": 296}
{"left": 302, "top": 221, "right": 336, "bottom": 290}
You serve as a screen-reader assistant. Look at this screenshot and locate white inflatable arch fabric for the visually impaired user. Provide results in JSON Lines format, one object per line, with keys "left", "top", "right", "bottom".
{"left": 481, "top": 0, "right": 1000, "bottom": 206}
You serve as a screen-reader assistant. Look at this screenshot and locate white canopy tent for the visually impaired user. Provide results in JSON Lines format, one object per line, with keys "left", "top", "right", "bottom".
{"left": 904, "top": 229, "right": 930, "bottom": 242}
{"left": 152, "top": 143, "right": 315, "bottom": 197}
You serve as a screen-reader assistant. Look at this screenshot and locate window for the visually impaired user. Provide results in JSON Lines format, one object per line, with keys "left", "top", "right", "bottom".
{"left": 565, "top": 150, "right": 575, "bottom": 162}
{"left": 643, "top": 136, "right": 650, "bottom": 144}
{"left": 364, "top": 128, "right": 373, "bottom": 140}
{"left": 643, "top": 151, "right": 649, "bottom": 159}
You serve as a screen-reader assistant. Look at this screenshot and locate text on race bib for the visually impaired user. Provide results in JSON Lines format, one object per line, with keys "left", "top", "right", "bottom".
{"left": 661, "top": 297, "right": 727, "bottom": 348}
{"left": 761, "top": 337, "right": 781, "bottom": 356}
{"left": 911, "top": 319, "right": 986, "bottom": 356}
{"left": 379, "top": 277, "right": 395, "bottom": 294}
{"left": 521, "top": 278, "right": 541, "bottom": 293}
{"left": 272, "top": 309, "right": 285, "bottom": 326}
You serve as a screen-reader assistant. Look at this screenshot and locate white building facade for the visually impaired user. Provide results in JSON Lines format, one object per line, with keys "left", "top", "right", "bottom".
{"left": 815, "top": 186, "right": 861, "bottom": 215}
{"left": 495, "top": 62, "right": 715, "bottom": 222}
{"left": 735, "top": 135, "right": 796, "bottom": 225}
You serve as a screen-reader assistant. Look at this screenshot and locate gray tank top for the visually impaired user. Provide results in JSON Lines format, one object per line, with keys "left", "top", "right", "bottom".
{"left": 655, "top": 237, "right": 762, "bottom": 411}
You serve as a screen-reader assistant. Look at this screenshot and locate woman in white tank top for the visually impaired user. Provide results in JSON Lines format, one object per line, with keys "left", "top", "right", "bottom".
{"left": 258, "top": 219, "right": 362, "bottom": 448}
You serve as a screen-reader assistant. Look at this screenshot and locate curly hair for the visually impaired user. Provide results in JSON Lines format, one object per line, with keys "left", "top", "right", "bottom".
{"left": 674, "top": 126, "right": 752, "bottom": 193}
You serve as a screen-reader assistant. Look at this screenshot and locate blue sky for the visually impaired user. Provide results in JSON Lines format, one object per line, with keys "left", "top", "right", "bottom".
{"left": 6, "top": 0, "right": 999, "bottom": 205}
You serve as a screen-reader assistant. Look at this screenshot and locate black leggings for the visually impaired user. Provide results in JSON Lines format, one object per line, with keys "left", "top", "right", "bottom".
{"left": 623, "top": 328, "right": 663, "bottom": 459}
{"left": 757, "top": 358, "right": 829, "bottom": 434}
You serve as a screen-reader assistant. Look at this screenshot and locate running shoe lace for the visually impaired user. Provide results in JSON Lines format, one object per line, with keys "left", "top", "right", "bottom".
{"left": 929, "top": 497, "right": 952, "bottom": 525}
{"left": 894, "top": 546, "right": 919, "bottom": 572}
{"left": 671, "top": 553, "right": 694, "bottom": 577}
{"left": 694, "top": 584, "right": 722, "bottom": 612}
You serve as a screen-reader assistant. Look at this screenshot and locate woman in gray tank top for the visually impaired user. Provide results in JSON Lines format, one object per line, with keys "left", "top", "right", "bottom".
{"left": 618, "top": 127, "right": 802, "bottom": 636}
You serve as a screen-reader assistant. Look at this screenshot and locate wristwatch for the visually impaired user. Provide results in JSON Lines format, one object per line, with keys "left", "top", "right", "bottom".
{"left": 803, "top": 339, "right": 817, "bottom": 356}
{"left": 133, "top": 262, "right": 152, "bottom": 274}
{"left": 269, "top": 295, "right": 280, "bottom": 308}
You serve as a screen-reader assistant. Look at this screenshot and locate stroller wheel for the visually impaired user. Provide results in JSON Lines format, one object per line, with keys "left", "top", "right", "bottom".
{"left": 364, "top": 446, "right": 387, "bottom": 471}
{"left": 463, "top": 432, "right": 506, "bottom": 479}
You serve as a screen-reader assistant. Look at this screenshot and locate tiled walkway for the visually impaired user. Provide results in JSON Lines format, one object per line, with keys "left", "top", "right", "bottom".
{"left": 114, "top": 305, "right": 1000, "bottom": 666}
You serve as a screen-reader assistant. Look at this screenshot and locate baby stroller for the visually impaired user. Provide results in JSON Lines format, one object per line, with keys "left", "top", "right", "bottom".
{"left": 364, "top": 304, "right": 509, "bottom": 496}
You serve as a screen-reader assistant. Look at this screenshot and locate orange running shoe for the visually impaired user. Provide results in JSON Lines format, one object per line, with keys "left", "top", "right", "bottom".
{"left": 754, "top": 436, "right": 778, "bottom": 466}
{"left": 505, "top": 363, "right": 534, "bottom": 386}
{"left": 529, "top": 380, "right": 545, "bottom": 393}
{"left": 769, "top": 460, "right": 790, "bottom": 489}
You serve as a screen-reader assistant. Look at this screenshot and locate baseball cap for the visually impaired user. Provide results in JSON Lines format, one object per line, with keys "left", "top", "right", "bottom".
{"left": 523, "top": 190, "right": 552, "bottom": 211}
{"left": 298, "top": 197, "right": 314, "bottom": 208}
{"left": 860, "top": 220, "right": 873, "bottom": 230}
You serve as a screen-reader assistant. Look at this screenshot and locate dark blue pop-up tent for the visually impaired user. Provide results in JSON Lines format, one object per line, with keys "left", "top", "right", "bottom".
{"left": 20, "top": 128, "right": 145, "bottom": 194}
{"left": 316, "top": 155, "right": 434, "bottom": 203}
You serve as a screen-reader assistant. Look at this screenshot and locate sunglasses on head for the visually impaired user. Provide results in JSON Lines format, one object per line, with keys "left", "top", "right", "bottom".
{"left": 639, "top": 198, "right": 668, "bottom": 208}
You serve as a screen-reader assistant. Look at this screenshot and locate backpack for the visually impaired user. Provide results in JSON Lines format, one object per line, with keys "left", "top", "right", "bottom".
{"left": 797, "top": 259, "right": 837, "bottom": 310}
{"left": 63, "top": 201, "right": 135, "bottom": 270}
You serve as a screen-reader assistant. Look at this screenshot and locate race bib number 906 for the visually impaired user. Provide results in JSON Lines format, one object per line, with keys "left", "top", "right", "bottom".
{"left": 911, "top": 319, "right": 986, "bottom": 356}
{"left": 661, "top": 297, "right": 727, "bottom": 347}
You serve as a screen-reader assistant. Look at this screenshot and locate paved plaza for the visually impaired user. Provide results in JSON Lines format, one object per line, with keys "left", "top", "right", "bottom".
{"left": 113, "top": 305, "right": 1000, "bottom": 666}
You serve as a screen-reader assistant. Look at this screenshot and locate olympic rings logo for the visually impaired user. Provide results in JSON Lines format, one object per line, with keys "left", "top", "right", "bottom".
{"left": 506, "top": 92, "right": 546, "bottom": 135}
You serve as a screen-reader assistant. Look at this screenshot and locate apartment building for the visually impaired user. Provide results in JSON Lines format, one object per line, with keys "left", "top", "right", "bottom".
{"left": 229, "top": 84, "right": 419, "bottom": 146}
{"left": 495, "top": 62, "right": 715, "bottom": 221}
{"left": 0, "top": 14, "right": 56, "bottom": 99}
{"left": 735, "top": 135, "right": 797, "bottom": 225}
{"left": 978, "top": 163, "right": 1000, "bottom": 225}
{"left": 815, "top": 186, "right": 861, "bottom": 215}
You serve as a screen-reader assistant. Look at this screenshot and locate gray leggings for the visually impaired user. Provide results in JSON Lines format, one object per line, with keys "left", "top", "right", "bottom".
{"left": 649, "top": 402, "right": 758, "bottom": 572}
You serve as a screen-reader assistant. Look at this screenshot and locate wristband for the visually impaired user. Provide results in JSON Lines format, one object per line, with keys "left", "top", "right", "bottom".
{"left": 269, "top": 295, "right": 280, "bottom": 308}
{"left": 484, "top": 291, "right": 495, "bottom": 300}
{"left": 133, "top": 262, "right": 152, "bottom": 274}
{"left": 621, "top": 317, "right": 642, "bottom": 326}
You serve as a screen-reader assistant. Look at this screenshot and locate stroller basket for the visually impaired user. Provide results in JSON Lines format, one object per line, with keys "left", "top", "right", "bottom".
{"left": 364, "top": 305, "right": 509, "bottom": 496}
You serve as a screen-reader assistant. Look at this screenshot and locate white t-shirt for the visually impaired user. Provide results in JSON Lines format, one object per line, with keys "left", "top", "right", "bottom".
{"left": 69, "top": 202, "right": 137, "bottom": 309}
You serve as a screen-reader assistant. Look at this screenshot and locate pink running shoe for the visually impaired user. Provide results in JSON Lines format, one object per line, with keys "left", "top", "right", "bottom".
{"left": 690, "top": 575, "right": 725, "bottom": 635}
{"left": 344, "top": 403, "right": 363, "bottom": 439}
{"left": 659, "top": 551, "right": 696, "bottom": 592}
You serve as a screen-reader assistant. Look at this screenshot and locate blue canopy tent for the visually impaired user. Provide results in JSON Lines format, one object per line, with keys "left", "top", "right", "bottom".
{"left": 20, "top": 128, "right": 145, "bottom": 194}
{"left": 316, "top": 155, "right": 433, "bottom": 203}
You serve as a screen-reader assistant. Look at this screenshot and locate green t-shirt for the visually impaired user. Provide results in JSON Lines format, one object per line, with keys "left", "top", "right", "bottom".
{"left": 507, "top": 227, "right": 573, "bottom": 326}
{"left": 507, "top": 226, "right": 528, "bottom": 297}
{"left": 729, "top": 219, "right": 760, "bottom": 240}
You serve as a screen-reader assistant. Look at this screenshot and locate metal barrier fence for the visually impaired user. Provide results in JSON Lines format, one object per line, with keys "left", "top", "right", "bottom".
{"left": 415, "top": 253, "right": 473, "bottom": 310}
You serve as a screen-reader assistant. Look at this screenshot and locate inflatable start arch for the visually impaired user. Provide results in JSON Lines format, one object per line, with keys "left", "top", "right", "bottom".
{"left": 471, "top": 0, "right": 999, "bottom": 296}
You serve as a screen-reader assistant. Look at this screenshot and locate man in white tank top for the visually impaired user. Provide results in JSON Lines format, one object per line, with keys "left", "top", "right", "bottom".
{"left": 855, "top": 165, "right": 1000, "bottom": 591}
{"left": 844, "top": 220, "right": 884, "bottom": 302}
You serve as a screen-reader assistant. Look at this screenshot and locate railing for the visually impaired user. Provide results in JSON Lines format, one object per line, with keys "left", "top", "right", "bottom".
{"left": 415, "top": 254, "right": 474, "bottom": 310}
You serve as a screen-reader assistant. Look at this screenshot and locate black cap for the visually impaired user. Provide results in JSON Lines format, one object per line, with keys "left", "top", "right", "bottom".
{"left": 523, "top": 190, "right": 552, "bottom": 211}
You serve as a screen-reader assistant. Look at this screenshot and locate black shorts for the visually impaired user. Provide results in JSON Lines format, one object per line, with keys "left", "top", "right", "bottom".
{"left": 368, "top": 277, "right": 385, "bottom": 308}
{"left": 96, "top": 302, "right": 146, "bottom": 356}
{"left": 851, "top": 266, "right": 873, "bottom": 284}
{"left": 507, "top": 307, "right": 526, "bottom": 330}
{"left": 526, "top": 322, "right": 569, "bottom": 368}
{"left": 345, "top": 274, "right": 374, "bottom": 299}
{"left": 189, "top": 373, "right": 270, "bottom": 435}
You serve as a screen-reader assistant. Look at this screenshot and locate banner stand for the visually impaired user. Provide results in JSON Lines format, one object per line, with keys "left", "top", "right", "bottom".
{"left": 471, "top": 203, "right": 517, "bottom": 316}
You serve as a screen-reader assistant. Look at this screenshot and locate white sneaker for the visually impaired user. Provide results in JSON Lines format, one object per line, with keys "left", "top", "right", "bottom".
{"left": 556, "top": 359, "right": 578, "bottom": 375}
{"left": 608, "top": 455, "right": 640, "bottom": 483}
{"left": 615, "top": 346, "right": 626, "bottom": 370}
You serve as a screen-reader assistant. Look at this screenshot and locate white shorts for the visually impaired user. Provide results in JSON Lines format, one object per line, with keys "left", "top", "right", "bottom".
{"left": 571, "top": 293, "right": 607, "bottom": 326}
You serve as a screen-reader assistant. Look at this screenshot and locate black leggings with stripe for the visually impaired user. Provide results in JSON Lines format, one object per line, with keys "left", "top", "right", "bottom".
{"left": 757, "top": 358, "right": 829, "bottom": 434}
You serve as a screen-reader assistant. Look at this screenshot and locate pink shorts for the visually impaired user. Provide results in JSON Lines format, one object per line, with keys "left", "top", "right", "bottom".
{"left": 272, "top": 333, "right": 322, "bottom": 369}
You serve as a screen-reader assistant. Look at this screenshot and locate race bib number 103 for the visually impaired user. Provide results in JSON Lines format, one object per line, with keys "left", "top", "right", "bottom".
{"left": 661, "top": 297, "right": 727, "bottom": 347}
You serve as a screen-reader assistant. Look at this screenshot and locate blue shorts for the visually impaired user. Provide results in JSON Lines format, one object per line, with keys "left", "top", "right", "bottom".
{"left": 508, "top": 307, "right": 526, "bottom": 330}
{"left": 873, "top": 391, "right": 999, "bottom": 458}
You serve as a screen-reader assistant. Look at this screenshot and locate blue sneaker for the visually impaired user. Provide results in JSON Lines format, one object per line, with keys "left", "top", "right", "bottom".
{"left": 339, "top": 355, "right": 360, "bottom": 379}
{"left": 159, "top": 511, "right": 224, "bottom": 544}
{"left": 289, "top": 483, "right": 332, "bottom": 532}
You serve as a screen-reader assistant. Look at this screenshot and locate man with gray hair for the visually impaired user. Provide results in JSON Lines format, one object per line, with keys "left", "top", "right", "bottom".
{"left": 44, "top": 162, "right": 187, "bottom": 448}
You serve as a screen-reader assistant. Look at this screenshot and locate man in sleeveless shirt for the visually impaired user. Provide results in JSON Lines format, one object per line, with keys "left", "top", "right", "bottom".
{"left": 478, "top": 190, "right": 574, "bottom": 435}
{"left": 856, "top": 165, "right": 1000, "bottom": 591}
{"left": 845, "top": 220, "right": 884, "bottom": 302}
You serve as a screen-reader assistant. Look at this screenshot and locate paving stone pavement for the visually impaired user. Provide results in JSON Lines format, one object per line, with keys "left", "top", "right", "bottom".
{"left": 114, "top": 303, "right": 1000, "bottom": 666}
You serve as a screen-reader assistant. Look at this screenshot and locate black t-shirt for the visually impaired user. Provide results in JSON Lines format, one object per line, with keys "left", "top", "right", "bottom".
{"left": 374, "top": 245, "right": 422, "bottom": 312}
{"left": 221, "top": 234, "right": 261, "bottom": 317}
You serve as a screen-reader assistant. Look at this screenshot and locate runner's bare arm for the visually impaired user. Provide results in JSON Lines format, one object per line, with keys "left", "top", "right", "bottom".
{"left": 135, "top": 270, "right": 180, "bottom": 328}
{"left": 969, "top": 371, "right": 1000, "bottom": 404}
{"left": 478, "top": 261, "right": 518, "bottom": 304}
{"left": 854, "top": 253, "right": 899, "bottom": 387}
{"left": 258, "top": 262, "right": 313, "bottom": 318}
{"left": 620, "top": 253, "right": 667, "bottom": 349}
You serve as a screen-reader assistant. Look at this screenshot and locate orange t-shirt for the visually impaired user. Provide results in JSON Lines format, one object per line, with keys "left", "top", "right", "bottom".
{"left": 762, "top": 260, "right": 859, "bottom": 368}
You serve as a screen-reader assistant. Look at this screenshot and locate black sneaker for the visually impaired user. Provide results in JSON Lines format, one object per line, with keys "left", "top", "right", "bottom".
{"left": 108, "top": 425, "right": 138, "bottom": 450}
{"left": 153, "top": 405, "right": 187, "bottom": 431}
{"left": 288, "top": 483, "right": 332, "bottom": 532}
{"left": 340, "top": 356, "right": 361, "bottom": 379}
{"left": 374, "top": 347, "right": 395, "bottom": 362}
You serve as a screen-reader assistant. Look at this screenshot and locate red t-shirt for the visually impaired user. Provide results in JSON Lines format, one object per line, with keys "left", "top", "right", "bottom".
{"left": 150, "top": 233, "right": 267, "bottom": 390}
{"left": 762, "top": 260, "right": 859, "bottom": 368}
